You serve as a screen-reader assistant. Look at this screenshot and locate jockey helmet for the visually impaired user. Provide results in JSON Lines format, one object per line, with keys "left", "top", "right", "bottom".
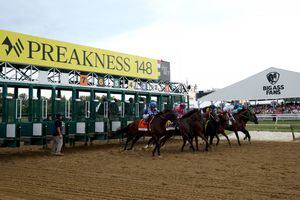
{"left": 210, "top": 105, "right": 216, "bottom": 110}
{"left": 149, "top": 102, "right": 157, "bottom": 108}
{"left": 180, "top": 103, "right": 186, "bottom": 108}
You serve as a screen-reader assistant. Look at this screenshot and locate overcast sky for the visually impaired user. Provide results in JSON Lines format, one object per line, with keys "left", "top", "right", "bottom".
{"left": 1, "top": 0, "right": 300, "bottom": 90}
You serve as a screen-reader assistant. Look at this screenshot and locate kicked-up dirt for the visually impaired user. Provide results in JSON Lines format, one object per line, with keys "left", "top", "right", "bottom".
{"left": 0, "top": 139, "right": 299, "bottom": 200}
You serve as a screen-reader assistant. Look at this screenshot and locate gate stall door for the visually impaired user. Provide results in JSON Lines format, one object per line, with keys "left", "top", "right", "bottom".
{"left": 124, "top": 94, "right": 135, "bottom": 125}
{"left": 138, "top": 95, "right": 147, "bottom": 119}
{"left": 162, "top": 96, "right": 172, "bottom": 111}
{"left": 109, "top": 93, "right": 122, "bottom": 137}
{"left": 5, "top": 88, "right": 19, "bottom": 140}
{"left": 75, "top": 91, "right": 90, "bottom": 135}
{"left": 31, "top": 89, "right": 45, "bottom": 139}
{"left": 94, "top": 92, "right": 108, "bottom": 138}
{"left": 55, "top": 90, "right": 72, "bottom": 138}
{"left": 0, "top": 87, "right": 5, "bottom": 141}
{"left": 40, "top": 89, "right": 53, "bottom": 138}
{"left": 18, "top": 88, "right": 34, "bottom": 143}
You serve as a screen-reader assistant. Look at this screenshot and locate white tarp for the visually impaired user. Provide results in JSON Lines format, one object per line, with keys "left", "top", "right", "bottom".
{"left": 199, "top": 67, "right": 300, "bottom": 101}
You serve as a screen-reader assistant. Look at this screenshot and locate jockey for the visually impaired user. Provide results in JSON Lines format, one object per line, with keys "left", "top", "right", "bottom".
{"left": 209, "top": 105, "right": 218, "bottom": 119}
{"left": 204, "top": 105, "right": 217, "bottom": 121}
{"left": 223, "top": 103, "right": 235, "bottom": 122}
{"left": 174, "top": 103, "right": 186, "bottom": 118}
{"left": 143, "top": 102, "right": 158, "bottom": 122}
{"left": 232, "top": 103, "right": 243, "bottom": 114}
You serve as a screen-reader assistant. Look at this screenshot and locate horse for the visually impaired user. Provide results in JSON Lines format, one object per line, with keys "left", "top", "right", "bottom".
{"left": 205, "top": 112, "right": 231, "bottom": 147}
{"left": 224, "top": 108, "right": 258, "bottom": 145}
{"left": 179, "top": 109, "right": 210, "bottom": 152}
{"left": 144, "top": 124, "right": 180, "bottom": 149}
{"left": 117, "top": 109, "right": 178, "bottom": 156}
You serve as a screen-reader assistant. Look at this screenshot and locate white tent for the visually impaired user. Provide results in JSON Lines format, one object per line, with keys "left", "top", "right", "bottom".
{"left": 199, "top": 67, "right": 300, "bottom": 101}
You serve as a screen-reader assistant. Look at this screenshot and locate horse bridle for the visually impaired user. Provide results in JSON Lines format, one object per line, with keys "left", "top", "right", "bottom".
{"left": 209, "top": 112, "right": 219, "bottom": 122}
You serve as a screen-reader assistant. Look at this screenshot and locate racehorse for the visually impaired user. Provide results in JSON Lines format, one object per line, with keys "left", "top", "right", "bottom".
{"left": 117, "top": 109, "right": 177, "bottom": 156}
{"left": 179, "top": 109, "right": 210, "bottom": 152}
{"left": 205, "top": 112, "right": 231, "bottom": 147}
{"left": 144, "top": 109, "right": 209, "bottom": 152}
{"left": 224, "top": 108, "right": 258, "bottom": 145}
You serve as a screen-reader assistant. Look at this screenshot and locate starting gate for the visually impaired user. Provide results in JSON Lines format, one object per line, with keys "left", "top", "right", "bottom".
{"left": 0, "top": 29, "right": 189, "bottom": 147}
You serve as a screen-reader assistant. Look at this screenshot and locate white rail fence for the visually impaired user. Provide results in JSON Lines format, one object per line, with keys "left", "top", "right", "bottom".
{"left": 256, "top": 114, "right": 300, "bottom": 122}
{"left": 251, "top": 114, "right": 300, "bottom": 140}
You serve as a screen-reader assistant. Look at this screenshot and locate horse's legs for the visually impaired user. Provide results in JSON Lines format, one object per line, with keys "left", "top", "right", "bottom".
{"left": 152, "top": 135, "right": 160, "bottom": 156}
{"left": 129, "top": 135, "right": 142, "bottom": 150}
{"left": 144, "top": 137, "right": 154, "bottom": 149}
{"left": 215, "top": 134, "right": 220, "bottom": 146}
{"left": 181, "top": 135, "right": 187, "bottom": 152}
{"left": 197, "top": 131, "right": 209, "bottom": 151}
{"left": 187, "top": 133, "right": 195, "bottom": 152}
{"left": 124, "top": 135, "right": 133, "bottom": 150}
{"left": 160, "top": 132, "right": 173, "bottom": 147}
{"left": 219, "top": 131, "right": 231, "bottom": 147}
{"left": 194, "top": 135, "right": 199, "bottom": 151}
{"left": 234, "top": 130, "right": 241, "bottom": 146}
{"left": 242, "top": 129, "right": 251, "bottom": 144}
{"left": 209, "top": 133, "right": 214, "bottom": 145}
{"left": 194, "top": 127, "right": 209, "bottom": 151}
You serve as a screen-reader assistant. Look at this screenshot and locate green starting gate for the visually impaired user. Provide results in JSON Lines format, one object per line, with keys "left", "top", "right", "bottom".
{"left": 0, "top": 30, "right": 189, "bottom": 148}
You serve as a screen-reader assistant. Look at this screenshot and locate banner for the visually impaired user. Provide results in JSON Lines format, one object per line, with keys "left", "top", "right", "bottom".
{"left": 0, "top": 29, "right": 160, "bottom": 80}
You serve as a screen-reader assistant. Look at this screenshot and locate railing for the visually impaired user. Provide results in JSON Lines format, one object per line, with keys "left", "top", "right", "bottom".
{"left": 247, "top": 114, "right": 300, "bottom": 140}
{"left": 256, "top": 113, "right": 300, "bottom": 123}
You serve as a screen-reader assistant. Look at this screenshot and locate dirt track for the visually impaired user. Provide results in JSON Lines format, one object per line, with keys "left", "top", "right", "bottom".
{"left": 0, "top": 140, "right": 299, "bottom": 200}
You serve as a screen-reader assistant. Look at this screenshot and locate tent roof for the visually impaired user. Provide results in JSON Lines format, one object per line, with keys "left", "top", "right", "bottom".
{"left": 199, "top": 67, "right": 300, "bottom": 101}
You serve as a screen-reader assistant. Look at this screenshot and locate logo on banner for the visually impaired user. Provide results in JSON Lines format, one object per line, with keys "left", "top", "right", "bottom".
{"left": 263, "top": 71, "right": 284, "bottom": 95}
{"left": 2, "top": 36, "right": 24, "bottom": 57}
{"left": 266, "top": 72, "right": 280, "bottom": 85}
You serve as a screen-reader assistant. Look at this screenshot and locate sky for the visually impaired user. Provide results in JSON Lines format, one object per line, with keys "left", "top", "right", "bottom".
{"left": 1, "top": 0, "right": 300, "bottom": 90}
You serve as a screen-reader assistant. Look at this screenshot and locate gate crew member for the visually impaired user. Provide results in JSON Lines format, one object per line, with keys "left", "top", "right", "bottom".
{"left": 51, "top": 113, "right": 64, "bottom": 156}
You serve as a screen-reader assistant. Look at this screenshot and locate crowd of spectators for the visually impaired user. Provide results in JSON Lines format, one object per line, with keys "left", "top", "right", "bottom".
{"left": 250, "top": 102, "right": 300, "bottom": 114}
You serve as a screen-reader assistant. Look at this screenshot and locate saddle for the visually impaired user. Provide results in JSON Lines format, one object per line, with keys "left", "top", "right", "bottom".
{"left": 138, "top": 119, "right": 151, "bottom": 131}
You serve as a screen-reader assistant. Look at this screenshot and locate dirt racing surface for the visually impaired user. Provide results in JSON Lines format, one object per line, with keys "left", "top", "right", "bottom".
{"left": 0, "top": 140, "right": 300, "bottom": 200}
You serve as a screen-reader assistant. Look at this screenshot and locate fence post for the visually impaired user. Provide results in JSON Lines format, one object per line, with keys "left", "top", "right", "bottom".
{"left": 290, "top": 125, "right": 296, "bottom": 141}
